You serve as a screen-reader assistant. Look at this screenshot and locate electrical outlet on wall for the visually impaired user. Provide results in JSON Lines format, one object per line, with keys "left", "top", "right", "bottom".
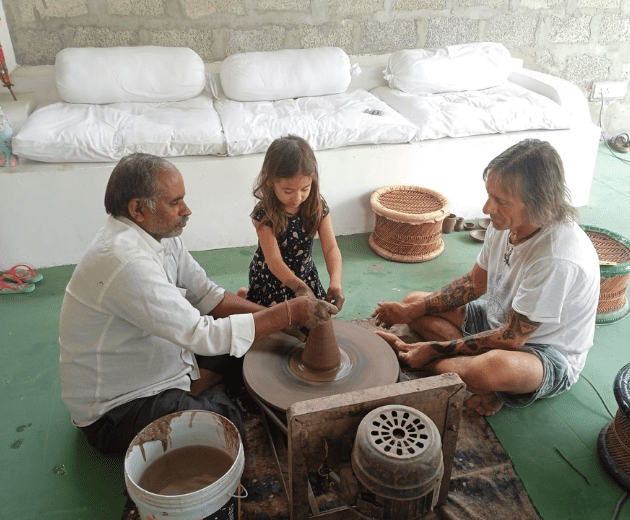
{"left": 590, "top": 81, "right": 628, "bottom": 101}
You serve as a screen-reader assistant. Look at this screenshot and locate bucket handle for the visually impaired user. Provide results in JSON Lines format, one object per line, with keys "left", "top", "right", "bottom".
{"left": 231, "top": 484, "right": 248, "bottom": 499}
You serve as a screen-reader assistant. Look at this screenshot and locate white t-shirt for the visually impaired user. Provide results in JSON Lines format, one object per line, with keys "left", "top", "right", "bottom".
{"left": 59, "top": 216, "right": 255, "bottom": 427}
{"left": 477, "top": 221, "right": 599, "bottom": 384}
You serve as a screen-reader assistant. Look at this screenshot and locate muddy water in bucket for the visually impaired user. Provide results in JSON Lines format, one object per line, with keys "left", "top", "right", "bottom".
{"left": 124, "top": 410, "right": 244, "bottom": 520}
{"left": 139, "top": 445, "right": 235, "bottom": 495}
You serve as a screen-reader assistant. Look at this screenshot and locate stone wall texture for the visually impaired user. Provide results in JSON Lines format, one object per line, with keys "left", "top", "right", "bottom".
{"left": 2, "top": 0, "right": 629, "bottom": 134}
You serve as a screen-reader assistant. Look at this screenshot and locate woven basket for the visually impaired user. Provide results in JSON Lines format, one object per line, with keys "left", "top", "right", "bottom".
{"left": 582, "top": 225, "right": 630, "bottom": 324}
{"left": 369, "top": 185, "right": 450, "bottom": 263}
{"left": 597, "top": 362, "right": 630, "bottom": 490}
{"left": 607, "top": 410, "right": 630, "bottom": 476}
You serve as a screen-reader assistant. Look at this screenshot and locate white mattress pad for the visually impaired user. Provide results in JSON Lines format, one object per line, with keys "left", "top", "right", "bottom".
{"left": 371, "top": 83, "right": 572, "bottom": 141}
{"left": 214, "top": 88, "right": 419, "bottom": 156}
{"left": 13, "top": 80, "right": 573, "bottom": 164}
{"left": 13, "top": 93, "right": 226, "bottom": 163}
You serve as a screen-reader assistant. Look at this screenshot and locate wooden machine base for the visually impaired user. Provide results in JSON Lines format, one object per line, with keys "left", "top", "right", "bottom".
{"left": 254, "top": 374, "right": 466, "bottom": 520}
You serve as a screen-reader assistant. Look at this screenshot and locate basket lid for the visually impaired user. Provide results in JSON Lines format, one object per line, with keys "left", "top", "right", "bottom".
{"left": 370, "top": 185, "right": 450, "bottom": 224}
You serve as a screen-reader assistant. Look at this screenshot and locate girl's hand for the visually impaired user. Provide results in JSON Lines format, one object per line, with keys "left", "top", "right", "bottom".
{"left": 293, "top": 283, "right": 315, "bottom": 299}
{"left": 326, "top": 286, "right": 345, "bottom": 311}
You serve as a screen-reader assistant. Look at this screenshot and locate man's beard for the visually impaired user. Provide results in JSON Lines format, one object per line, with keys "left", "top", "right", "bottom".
{"left": 149, "top": 215, "right": 189, "bottom": 240}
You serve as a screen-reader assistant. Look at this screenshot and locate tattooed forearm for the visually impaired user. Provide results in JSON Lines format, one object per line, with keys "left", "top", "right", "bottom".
{"left": 463, "top": 336, "right": 482, "bottom": 351}
{"left": 429, "top": 340, "right": 459, "bottom": 355}
{"left": 424, "top": 274, "right": 478, "bottom": 315}
{"left": 422, "top": 310, "right": 541, "bottom": 363}
{"left": 429, "top": 333, "right": 492, "bottom": 357}
{"left": 425, "top": 294, "right": 442, "bottom": 316}
{"left": 442, "top": 276, "right": 471, "bottom": 309}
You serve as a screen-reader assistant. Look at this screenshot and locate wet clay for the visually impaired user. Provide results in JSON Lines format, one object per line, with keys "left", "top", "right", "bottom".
{"left": 289, "top": 345, "right": 350, "bottom": 383}
{"left": 292, "top": 319, "right": 341, "bottom": 381}
{"left": 138, "top": 445, "right": 234, "bottom": 495}
{"left": 300, "top": 319, "right": 340, "bottom": 371}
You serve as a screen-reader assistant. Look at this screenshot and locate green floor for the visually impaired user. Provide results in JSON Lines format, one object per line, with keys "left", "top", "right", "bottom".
{"left": 1, "top": 142, "right": 629, "bottom": 519}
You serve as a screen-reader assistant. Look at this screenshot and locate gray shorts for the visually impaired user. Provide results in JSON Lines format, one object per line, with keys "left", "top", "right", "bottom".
{"left": 462, "top": 300, "right": 572, "bottom": 408}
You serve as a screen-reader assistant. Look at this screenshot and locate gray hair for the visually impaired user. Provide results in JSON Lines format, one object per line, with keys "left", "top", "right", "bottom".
{"left": 482, "top": 139, "right": 579, "bottom": 226}
{"left": 104, "top": 153, "right": 174, "bottom": 217}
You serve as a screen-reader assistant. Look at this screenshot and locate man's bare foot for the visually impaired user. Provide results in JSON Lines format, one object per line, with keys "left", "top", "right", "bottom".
{"left": 375, "top": 330, "right": 436, "bottom": 369}
{"left": 375, "top": 330, "right": 414, "bottom": 352}
{"left": 237, "top": 287, "right": 248, "bottom": 299}
{"left": 465, "top": 393, "right": 503, "bottom": 416}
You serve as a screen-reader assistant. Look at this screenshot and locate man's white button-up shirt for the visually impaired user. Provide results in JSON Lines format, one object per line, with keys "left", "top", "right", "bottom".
{"left": 59, "top": 216, "right": 255, "bottom": 427}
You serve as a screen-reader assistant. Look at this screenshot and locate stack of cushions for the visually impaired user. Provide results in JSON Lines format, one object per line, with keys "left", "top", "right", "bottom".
{"left": 371, "top": 42, "right": 571, "bottom": 140}
{"left": 213, "top": 47, "right": 418, "bottom": 156}
{"left": 13, "top": 46, "right": 227, "bottom": 162}
{"left": 12, "top": 42, "right": 573, "bottom": 163}
{"left": 13, "top": 45, "right": 419, "bottom": 162}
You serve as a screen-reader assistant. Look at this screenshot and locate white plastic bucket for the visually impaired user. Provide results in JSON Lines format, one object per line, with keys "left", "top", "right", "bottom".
{"left": 124, "top": 410, "right": 244, "bottom": 520}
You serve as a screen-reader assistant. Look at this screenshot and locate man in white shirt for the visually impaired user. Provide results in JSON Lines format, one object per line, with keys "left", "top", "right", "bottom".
{"left": 59, "top": 153, "right": 337, "bottom": 454}
{"left": 372, "top": 139, "right": 600, "bottom": 416}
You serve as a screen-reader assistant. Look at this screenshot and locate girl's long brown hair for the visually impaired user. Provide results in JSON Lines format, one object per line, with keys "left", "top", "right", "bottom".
{"left": 252, "top": 135, "right": 323, "bottom": 238}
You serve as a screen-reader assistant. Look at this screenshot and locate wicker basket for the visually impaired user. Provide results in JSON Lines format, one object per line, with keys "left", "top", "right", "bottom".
{"left": 369, "top": 185, "right": 450, "bottom": 263}
{"left": 582, "top": 225, "right": 630, "bottom": 324}
{"left": 597, "top": 362, "right": 630, "bottom": 490}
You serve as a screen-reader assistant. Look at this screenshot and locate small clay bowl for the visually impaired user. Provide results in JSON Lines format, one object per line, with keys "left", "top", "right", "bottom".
{"left": 470, "top": 229, "right": 486, "bottom": 243}
{"left": 463, "top": 222, "right": 475, "bottom": 231}
{"left": 477, "top": 218, "right": 491, "bottom": 230}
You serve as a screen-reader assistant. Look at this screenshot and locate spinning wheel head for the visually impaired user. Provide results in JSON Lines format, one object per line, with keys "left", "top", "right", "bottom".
{"left": 243, "top": 320, "right": 400, "bottom": 411}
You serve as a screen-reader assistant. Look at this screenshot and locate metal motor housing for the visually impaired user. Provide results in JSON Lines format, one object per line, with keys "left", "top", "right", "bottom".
{"left": 351, "top": 404, "right": 443, "bottom": 519}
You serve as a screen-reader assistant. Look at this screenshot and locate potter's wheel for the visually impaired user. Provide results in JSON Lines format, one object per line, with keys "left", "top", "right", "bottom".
{"left": 243, "top": 320, "right": 400, "bottom": 411}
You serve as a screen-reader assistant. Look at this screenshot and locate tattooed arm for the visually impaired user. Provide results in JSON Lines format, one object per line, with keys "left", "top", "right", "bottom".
{"left": 372, "top": 263, "right": 487, "bottom": 328}
{"left": 408, "top": 309, "right": 542, "bottom": 368}
{"left": 422, "top": 264, "right": 487, "bottom": 316}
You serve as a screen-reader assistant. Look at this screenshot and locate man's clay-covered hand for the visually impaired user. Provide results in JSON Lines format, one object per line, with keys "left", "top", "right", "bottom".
{"left": 292, "top": 296, "right": 339, "bottom": 329}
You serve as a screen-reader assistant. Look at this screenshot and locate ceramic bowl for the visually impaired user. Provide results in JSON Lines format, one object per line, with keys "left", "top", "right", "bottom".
{"left": 477, "top": 218, "right": 491, "bottom": 230}
{"left": 463, "top": 222, "right": 475, "bottom": 231}
{"left": 470, "top": 229, "right": 486, "bottom": 243}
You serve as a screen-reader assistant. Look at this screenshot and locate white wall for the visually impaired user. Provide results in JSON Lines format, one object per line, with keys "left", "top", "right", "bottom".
{"left": 0, "top": 124, "right": 600, "bottom": 270}
{"left": 0, "top": 0, "right": 16, "bottom": 73}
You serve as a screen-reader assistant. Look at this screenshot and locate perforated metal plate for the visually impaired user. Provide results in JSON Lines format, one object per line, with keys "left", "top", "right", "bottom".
{"left": 366, "top": 406, "right": 431, "bottom": 458}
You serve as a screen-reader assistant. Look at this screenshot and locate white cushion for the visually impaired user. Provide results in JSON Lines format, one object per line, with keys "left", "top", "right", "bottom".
{"left": 371, "top": 83, "right": 571, "bottom": 141}
{"left": 220, "top": 47, "right": 354, "bottom": 102}
{"left": 214, "top": 89, "right": 418, "bottom": 156}
{"left": 384, "top": 42, "right": 512, "bottom": 95}
{"left": 55, "top": 46, "right": 206, "bottom": 104}
{"left": 13, "top": 95, "right": 226, "bottom": 162}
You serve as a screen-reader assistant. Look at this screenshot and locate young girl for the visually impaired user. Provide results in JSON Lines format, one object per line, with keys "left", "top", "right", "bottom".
{"left": 239, "top": 135, "right": 344, "bottom": 311}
